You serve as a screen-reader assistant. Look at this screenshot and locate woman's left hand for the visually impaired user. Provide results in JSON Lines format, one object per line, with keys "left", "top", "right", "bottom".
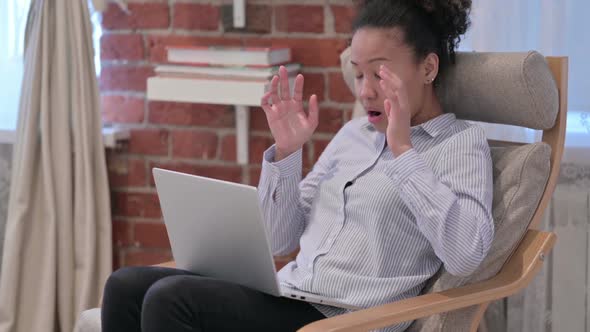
{"left": 379, "top": 65, "right": 413, "bottom": 157}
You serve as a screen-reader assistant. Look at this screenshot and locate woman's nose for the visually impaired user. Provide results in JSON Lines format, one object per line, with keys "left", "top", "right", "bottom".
{"left": 359, "top": 79, "right": 377, "bottom": 100}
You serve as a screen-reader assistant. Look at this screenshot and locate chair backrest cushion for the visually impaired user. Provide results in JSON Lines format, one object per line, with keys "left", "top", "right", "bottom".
{"left": 406, "top": 142, "right": 551, "bottom": 332}
{"left": 340, "top": 48, "right": 559, "bottom": 129}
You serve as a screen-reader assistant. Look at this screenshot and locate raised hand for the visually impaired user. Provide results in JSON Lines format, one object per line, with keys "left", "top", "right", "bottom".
{"left": 379, "top": 65, "right": 413, "bottom": 157}
{"left": 261, "top": 66, "right": 319, "bottom": 161}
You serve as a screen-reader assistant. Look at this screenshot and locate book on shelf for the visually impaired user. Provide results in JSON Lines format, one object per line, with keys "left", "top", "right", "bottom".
{"left": 155, "top": 63, "right": 301, "bottom": 80}
{"left": 147, "top": 75, "right": 297, "bottom": 107}
{"left": 166, "top": 46, "right": 291, "bottom": 67}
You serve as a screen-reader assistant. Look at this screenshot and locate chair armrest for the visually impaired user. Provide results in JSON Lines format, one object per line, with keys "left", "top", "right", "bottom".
{"left": 298, "top": 229, "right": 556, "bottom": 332}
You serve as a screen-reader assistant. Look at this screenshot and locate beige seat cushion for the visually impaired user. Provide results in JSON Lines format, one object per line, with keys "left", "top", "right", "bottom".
{"left": 406, "top": 142, "right": 551, "bottom": 332}
{"left": 74, "top": 308, "right": 101, "bottom": 332}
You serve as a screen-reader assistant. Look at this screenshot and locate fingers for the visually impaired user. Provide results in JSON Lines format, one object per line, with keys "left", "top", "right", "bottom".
{"left": 260, "top": 91, "right": 273, "bottom": 114}
{"left": 384, "top": 97, "right": 399, "bottom": 126}
{"left": 379, "top": 65, "right": 408, "bottom": 115}
{"left": 379, "top": 65, "right": 402, "bottom": 89}
{"left": 292, "top": 74, "right": 304, "bottom": 102}
{"left": 380, "top": 77, "right": 401, "bottom": 115}
{"left": 269, "top": 75, "right": 280, "bottom": 104}
{"left": 279, "top": 66, "right": 291, "bottom": 100}
{"left": 379, "top": 79, "right": 395, "bottom": 102}
{"left": 396, "top": 85, "right": 410, "bottom": 113}
{"left": 382, "top": 66, "right": 410, "bottom": 112}
{"left": 307, "top": 94, "right": 319, "bottom": 128}
{"left": 379, "top": 67, "right": 400, "bottom": 101}
{"left": 384, "top": 98, "right": 392, "bottom": 118}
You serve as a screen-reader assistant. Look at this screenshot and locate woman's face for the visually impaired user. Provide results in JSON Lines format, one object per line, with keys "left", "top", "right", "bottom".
{"left": 350, "top": 27, "right": 432, "bottom": 132}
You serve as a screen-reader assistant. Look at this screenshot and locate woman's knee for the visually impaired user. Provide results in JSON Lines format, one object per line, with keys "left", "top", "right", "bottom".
{"left": 103, "top": 266, "right": 156, "bottom": 304}
{"left": 142, "top": 276, "right": 190, "bottom": 309}
{"left": 143, "top": 276, "right": 223, "bottom": 314}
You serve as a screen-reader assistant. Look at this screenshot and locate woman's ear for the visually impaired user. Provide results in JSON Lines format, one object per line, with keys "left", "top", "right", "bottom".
{"left": 423, "top": 53, "right": 439, "bottom": 84}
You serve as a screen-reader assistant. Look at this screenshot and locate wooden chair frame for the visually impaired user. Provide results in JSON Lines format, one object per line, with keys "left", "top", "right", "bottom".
{"left": 154, "top": 56, "right": 568, "bottom": 332}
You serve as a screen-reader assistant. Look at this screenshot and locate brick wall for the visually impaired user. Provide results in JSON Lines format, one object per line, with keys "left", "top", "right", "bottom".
{"left": 101, "top": 0, "right": 357, "bottom": 269}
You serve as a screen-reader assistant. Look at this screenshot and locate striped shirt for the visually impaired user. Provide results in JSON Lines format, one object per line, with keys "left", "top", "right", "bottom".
{"left": 257, "top": 113, "right": 494, "bottom": 331}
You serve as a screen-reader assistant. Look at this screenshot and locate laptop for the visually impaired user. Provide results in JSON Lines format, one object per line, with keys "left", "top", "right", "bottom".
{"left": 152, "top": 168, "right": 359, "bottom": 310}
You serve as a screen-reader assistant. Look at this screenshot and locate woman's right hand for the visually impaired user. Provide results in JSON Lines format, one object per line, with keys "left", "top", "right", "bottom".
{"left": 261, "top": 66, "right": 319, "bottom": 161}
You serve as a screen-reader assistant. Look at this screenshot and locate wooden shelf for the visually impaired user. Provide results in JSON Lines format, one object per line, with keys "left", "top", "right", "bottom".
{"left": 0, "top": 127, "right": 129, "bottom": 148}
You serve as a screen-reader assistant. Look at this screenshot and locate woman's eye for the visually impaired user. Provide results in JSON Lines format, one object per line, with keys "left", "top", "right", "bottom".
{"left": 374, "top": 73, "right": 382, "bottom": 80}
{"left": 355, "top": 74, "right": 363, "bottom": 80}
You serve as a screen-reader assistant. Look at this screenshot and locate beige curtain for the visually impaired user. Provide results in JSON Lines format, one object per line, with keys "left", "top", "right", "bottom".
{"left": 0, "top": 0, "right": 112, "bottom": 331}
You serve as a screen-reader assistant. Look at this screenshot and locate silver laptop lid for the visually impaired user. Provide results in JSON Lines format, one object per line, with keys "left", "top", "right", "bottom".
{"left": 153, "top": 168, "right": 281, "bottom": 296}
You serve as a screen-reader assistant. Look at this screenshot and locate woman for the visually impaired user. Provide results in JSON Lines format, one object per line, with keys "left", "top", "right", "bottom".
{"left": 101, "top": 1, "right": 492, "bottom": 331}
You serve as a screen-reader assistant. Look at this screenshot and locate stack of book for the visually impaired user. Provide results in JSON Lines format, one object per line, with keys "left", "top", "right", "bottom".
{"left": 148, "top": 46, "right": 300, "bottom": 106}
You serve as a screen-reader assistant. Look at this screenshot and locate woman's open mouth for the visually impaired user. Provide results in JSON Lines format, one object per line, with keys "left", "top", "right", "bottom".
{"left": 367, "top": 110, "right": 383, "bottom": 124}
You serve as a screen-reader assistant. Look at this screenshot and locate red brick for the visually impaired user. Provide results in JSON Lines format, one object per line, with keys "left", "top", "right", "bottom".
{"left": 275, "top": 5, "right": 324, "bottom": 33}
{"left": 331, "top": 5, "right": 356, "bottom": 33}
{"left": 102, "top": 95, "right": 145, "bottom": 124}
{"left": 173, "top": 3, "right": 219, "bottom": 31}
{"left": 329, "top": 72, "right": 356, "bottom": 102}
{"left": 245, "top": 38, "right": 348, "bottom": 67}
{"left": 124, "top": 250, "right": 173, "bottom": 267}
{"left": 220, "top": 135, "right": 237, "bottom": 162}
{"left": 249, "top": 107, "right": 269, "bottom": 132}
{"left": 246, "top": 5, "right": 273, "bottom": 33}
{"left": 99, "top": 65, "right": 154, "bottom": 92}
{"left": 129, "top": 129, "right": 169, "bottom": 156}
{"left": 171, "top": 130, "right": 218, "bottom": 159}
{"left": 107, "top": 157, "right": 147, "bottom": 188}
{"left": 100, "top": 34, "right": 145, "bottom": 61}
{"left": 148, "top": 102, "right": 234, "bottom": 128}
{"left": 149, "top": 162, "right": 243, "bottom": 184}
{"left": 113, "top": 250, "right": 122, "bottom": 270}
{"left": 189, "top": 164, "right": 242, "bottom": 183}
{"left": 147, "top": 35, "right": 243, "bottom": 63}
{"left": 312, "top": 138, "right": 331, "bottom": 162}
{"left": 302, "top": 72, "right": 325, "bottom": 102}
{"left": 222, "top": 4, "right": 272, "bottom": 33}
{"left": 134, "top": 222, "right": 170, "bottom": 249}
{"left": 112, "top": 220, "right": 133, "bottom": 247}
{"left": 249, "top": 136, "right": 275, "bottom": 165}
{"left": 112, "top": 192, "right": 162, "bottom": 218}
{"left": 102, "top": 3, "right": 170, "bottom": 30}
{"left": 249, "top": 167, "right": 262, "bottom": 186}
{"left": 317, "top": 108, "right": 344, "bottom": 133}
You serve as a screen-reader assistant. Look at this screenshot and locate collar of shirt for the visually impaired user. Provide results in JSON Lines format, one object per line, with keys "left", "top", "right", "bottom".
{"left": 411, "top": 113, "right": 457, "bottom": 138}
{"left": 365, "top": 113, "right": 458, "bottom": 152}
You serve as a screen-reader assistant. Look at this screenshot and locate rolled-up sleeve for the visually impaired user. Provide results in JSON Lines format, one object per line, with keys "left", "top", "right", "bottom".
{"left": 258, "top": 146, "right": 305, "bottom": 255}
{"left": 258, "top": 134, "right": 340, "bottom": 256}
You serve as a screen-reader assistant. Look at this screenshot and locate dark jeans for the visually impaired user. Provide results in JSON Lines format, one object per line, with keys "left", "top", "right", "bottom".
{"left": 101, "top": 266, "right": 326, "bottom": 332}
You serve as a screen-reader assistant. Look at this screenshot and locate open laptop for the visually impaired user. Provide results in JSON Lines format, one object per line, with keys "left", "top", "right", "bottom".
{"left": 152, "top": 168, "right": 359, "bottom": 310}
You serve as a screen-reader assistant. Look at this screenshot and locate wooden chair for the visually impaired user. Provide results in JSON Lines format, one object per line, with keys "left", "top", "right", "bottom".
{"left": 75, "top": 52, "right": 567, "bottom": 332}
{"left": 159, "top": 53, "right": 567, "bottom": 331}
